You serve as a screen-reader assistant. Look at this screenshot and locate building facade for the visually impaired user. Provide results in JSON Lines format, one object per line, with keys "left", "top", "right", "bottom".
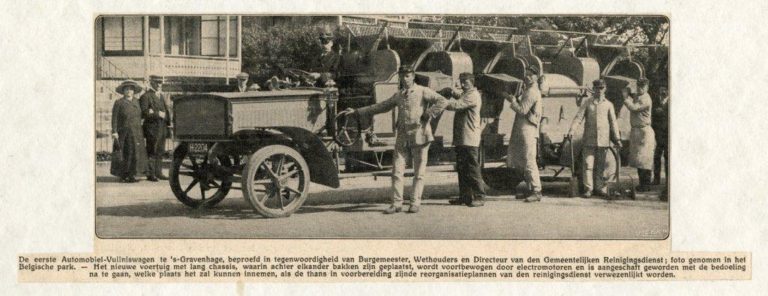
{"left": 95, "top": 15, "right": 243, "bottom": 92}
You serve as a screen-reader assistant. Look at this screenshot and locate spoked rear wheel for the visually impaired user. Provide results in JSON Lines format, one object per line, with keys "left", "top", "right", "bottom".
{"left": 242, "top": 145, "right": 310, "bottom": 218}
{"left": 169, "top": 143, "right": 233, "bottom": 208}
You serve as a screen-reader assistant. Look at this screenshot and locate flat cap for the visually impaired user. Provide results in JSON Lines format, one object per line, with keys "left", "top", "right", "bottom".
{"left": 458, "top": 72, "right": 474, "bottom": 81}
{"left": 398, "top": 65, "right": 415, "bottom": 74}
{"left": 593, "top": 79, "right": 606, "bottom": 89}
{"left": 526, "top": 65, "right": 539, "bottom": 76}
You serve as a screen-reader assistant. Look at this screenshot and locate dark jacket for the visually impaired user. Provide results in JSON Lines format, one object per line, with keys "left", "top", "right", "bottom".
{"left": 139, "top": 89, "right": 170, "bottom": 126}
{"left": 651, "top": 96, "right": 669, "bottom": 141}
{"left": 446, "top": 87, "right": 483, "bottom": 147}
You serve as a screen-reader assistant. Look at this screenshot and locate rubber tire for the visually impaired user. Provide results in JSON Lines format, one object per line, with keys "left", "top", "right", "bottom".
{"left": 242, "top": 145, "right": 311, "bottom": 218}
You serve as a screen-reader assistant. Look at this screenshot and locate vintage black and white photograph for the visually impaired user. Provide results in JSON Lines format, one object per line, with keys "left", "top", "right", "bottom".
{"left": 94, "top": 15, "right": 670, "bottom": 239}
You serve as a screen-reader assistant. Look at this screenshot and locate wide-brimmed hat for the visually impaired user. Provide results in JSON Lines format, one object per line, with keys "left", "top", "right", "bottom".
{"left": 236, "top": 72, "right": 249, "bottom": 80}
{"left": 115, "top": 80, "right": 143, "bottom": 94}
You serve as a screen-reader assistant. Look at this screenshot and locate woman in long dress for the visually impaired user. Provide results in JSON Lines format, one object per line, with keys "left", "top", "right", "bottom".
{"left": 111, "top": 80, "right": 148, "bottom": 183}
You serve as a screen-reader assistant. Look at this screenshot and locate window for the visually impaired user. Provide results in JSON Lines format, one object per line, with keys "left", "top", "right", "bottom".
{"left": 200, "top": 16, "right": 238, "bottom": 57}
{"left": 164, "top": 16, "right": 201, "bottom": 56}
{"left": 201, "top": 16, "right": 223, "bottom": 56}
{"left": 148, "top": 16, "right": 161, "bottom": 54}
{"left": 102, "top": 16, "right": 143, "bottom": 56}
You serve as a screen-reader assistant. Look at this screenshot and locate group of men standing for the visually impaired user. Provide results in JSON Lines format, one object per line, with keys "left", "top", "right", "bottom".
{"left": 343, "top": 66, "right": 547, "bottom": 214}
{"left": 566, "top": 77, "right": 669, "bottom": 199}
{"left": 343, "top": 64, "right": 669, "bottom": 213}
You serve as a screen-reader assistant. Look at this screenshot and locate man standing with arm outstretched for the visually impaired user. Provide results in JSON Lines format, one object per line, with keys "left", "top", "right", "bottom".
{"left": 343, "top": 66, "right": 448, "bottom": 214}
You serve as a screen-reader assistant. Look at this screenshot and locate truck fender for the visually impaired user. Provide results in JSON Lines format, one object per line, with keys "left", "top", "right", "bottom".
{"left": 269, "top": 127, "right": 339, "bottom": 188}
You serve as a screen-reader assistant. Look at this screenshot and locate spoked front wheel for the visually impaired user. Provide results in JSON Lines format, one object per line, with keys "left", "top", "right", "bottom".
{"left": 242, "top": 145, "right": 310, "bottom": 218}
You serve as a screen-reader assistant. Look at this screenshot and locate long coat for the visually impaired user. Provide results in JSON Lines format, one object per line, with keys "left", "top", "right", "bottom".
{"left": 624, "top": 93, "right": 656, "bottom": 169}
{"left": 570, "top": 96, "right": 620, "bottom": 148}
{"left": 112, "top": 97, "right": 148, "bottom": 177}
{"left": 507, "top": 86, "right": 542, "bottom": 168}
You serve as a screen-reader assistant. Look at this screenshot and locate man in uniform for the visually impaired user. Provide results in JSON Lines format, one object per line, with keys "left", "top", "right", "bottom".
{"left": 308, "top": 27, "right": 340, "bottom": 87}
{"left": 504, "top": 69, "right": 544, "bottom": 202}
{"left": 445, "top": 73, "right": 486, "bottom": 207}
{"left": 344, "top": 66, "right": 448, "bottom": 214}
{"left": 139, "top": 75, "right": 170, "bottom": 181}
{"left": 652, "top": 86, "right": 669, "bottom": 200}
{"left": 566, "top": 79, "right": 622, "bottom": 198}
{"left": 623, "top": 79, "right": 656, "bottom": 192}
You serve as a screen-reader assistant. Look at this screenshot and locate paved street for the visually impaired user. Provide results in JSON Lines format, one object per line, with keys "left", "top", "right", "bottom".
{"left": 95, "top": 163, "right": 668, "bottom": 240}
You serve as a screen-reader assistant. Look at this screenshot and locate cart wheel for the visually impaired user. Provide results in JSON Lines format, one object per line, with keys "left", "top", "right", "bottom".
{"left": 242, "top": 145, "right": 310, "bottom": 218}
{"left": 334, "top": 112, "right": 360, "bottom": 147}
{"left": 169, "top": 143, "right": 233, "bottom": 208}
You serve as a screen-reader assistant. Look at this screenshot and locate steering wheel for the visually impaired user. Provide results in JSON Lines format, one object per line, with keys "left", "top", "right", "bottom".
{"left": 333, "top": 111, "right": 360, "bottom": 147}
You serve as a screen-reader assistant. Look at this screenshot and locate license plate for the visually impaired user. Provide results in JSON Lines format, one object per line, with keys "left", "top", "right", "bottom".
{"left": 188, "top": 143, "right": 209, "bottom": 155}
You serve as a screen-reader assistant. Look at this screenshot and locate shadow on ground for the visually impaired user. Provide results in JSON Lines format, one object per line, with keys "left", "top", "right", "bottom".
{"left": 97, "top": 184, "right": 457, "bottom": 220}
{"left": 97, "top": 171, "right": 665, "bottom": 220}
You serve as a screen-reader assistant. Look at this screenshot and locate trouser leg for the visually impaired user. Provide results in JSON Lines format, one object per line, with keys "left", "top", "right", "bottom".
{"left": 146, "top": 157, "right": 157, "bottom": 178}
{"left": 155, "top": 126, "right": 167, "bottom": 178}
{"left": 594, "top": 147, "right": 608, "bottom": 194}
{"left": 582, "top": 146, "right": 595, "bottom": 193}
{"left": 455, "top": 146, "right": 470, "bottom": 201}
{"left": 391, "top": 143, "right": 407, "bottom": 207}
{"left": 525, "top": 156, "right": 542, "bottom": 193}
{"left": 464, "top": 146, "right": 486, "bottom": 200}
{"left": 638, "top": 168, "right": 652, "bottom": 185}
{"left": 653, "top": 142, "right": 664, "bottom": 183}
{"left": 410, "top": 143, "right": 430, "bottom": 206}
{"left": 663, "top": 143, "right": 669, "bottom": 184}
{"left": 146, "top": 139, "right": 156, "bottom": 178}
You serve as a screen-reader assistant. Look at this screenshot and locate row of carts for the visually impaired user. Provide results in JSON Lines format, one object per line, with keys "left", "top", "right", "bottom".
{"left": 167, "top": 20, "right": 664, "bottom": 217}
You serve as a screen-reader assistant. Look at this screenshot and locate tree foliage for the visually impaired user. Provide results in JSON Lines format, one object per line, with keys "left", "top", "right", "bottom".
{"left": 241, "top": 18, "right": 325, "bottom": 84}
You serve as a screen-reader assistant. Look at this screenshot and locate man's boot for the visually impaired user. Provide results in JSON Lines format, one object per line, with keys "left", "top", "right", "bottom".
{"left": 524, "top": 191, "right": 542, "bottom": 202}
